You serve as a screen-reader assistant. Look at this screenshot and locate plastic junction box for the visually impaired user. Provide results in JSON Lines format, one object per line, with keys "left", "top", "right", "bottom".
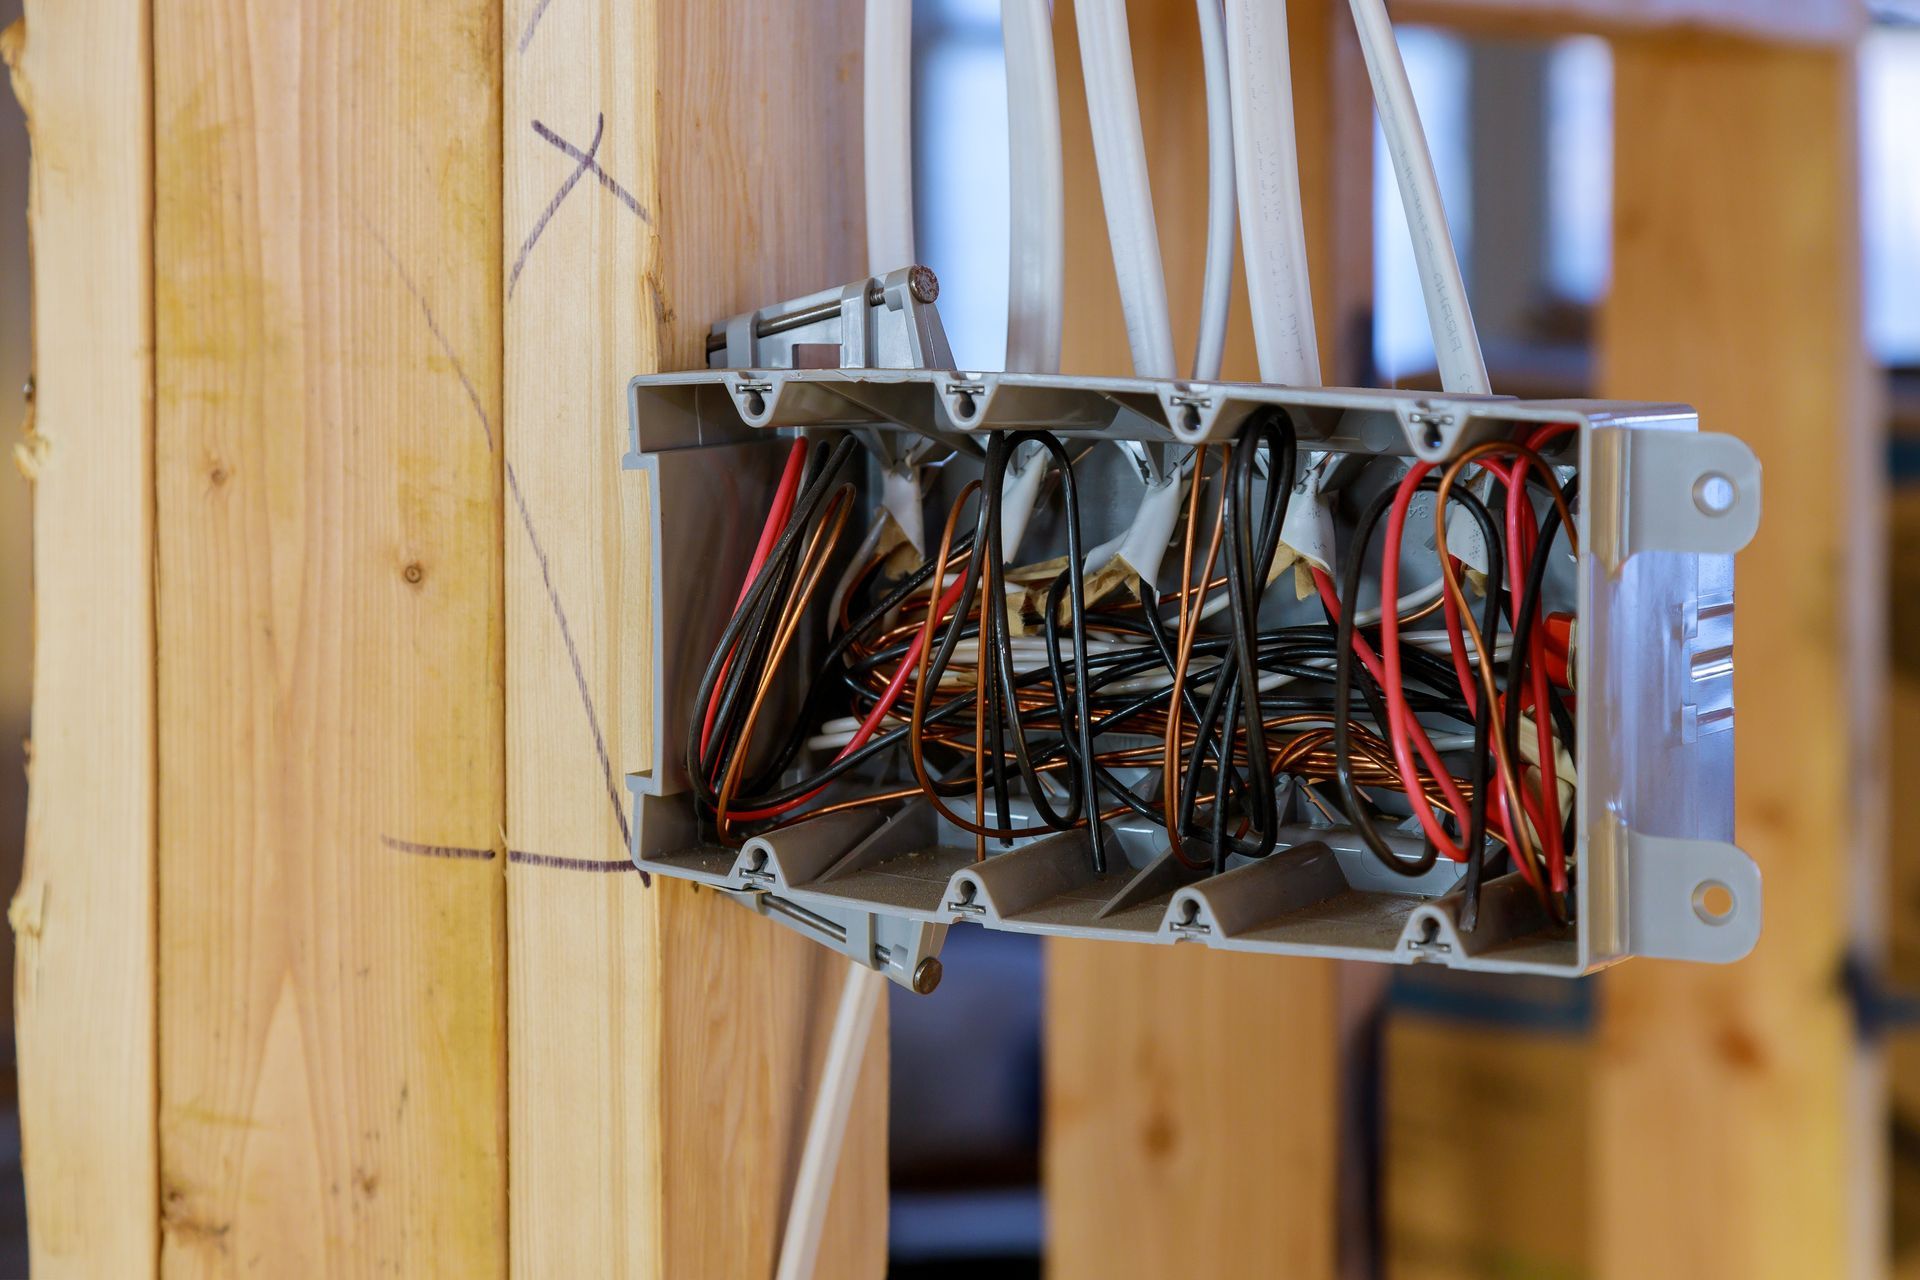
{"left": 618, "top": 272, "right": 1763, "bottom": 991}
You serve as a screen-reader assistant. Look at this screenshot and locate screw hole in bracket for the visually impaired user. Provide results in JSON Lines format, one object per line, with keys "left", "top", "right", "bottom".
{"left": 1693, "top": 471, "right": 1736, "bottom": 516}
{"left": 1692, "top": 879, "right": 1735, "bottom": 926}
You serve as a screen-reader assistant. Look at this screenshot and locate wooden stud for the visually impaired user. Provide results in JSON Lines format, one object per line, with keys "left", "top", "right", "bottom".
{"left": 1890, "top": 485, "right": 1919, "bottom": 989}
{"left": 4, "top": 0, "right": 158, "bottom": 1272}
{"left": 1383, "top": 1015, "right": 1591, "bottom": 1279}
{"left": 1595, "top": 34, "right": 1879, "bottom": 1280}
{"left": 152, "top": 2, "right": 508, "bottom": 1272}
{"left": 502, "top": 0, "right": 886, "bottom": 1274}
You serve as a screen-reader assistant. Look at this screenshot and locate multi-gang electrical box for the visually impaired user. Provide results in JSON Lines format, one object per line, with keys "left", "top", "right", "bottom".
{"left": 620, "top": 271, "right": 1761, "bottom": 992}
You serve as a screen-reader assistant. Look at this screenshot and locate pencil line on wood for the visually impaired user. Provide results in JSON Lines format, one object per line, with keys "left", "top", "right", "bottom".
{"left": 507, "top": 460, "right": 640, "bottom": 867}
{"left": 517, "top": 0, "right": 556, "bottom": 54}
{"left": 367, "top": 221, "right": 495, "bottom": 449}
{"left": 381, "top": 834, "right": 498, "bottom": 861}
{"left": 507, "top": 850, "right": 645, "bottom": 874}
{"left": 508, "top": 113, "right": 604, "bottom": 298}
{"left": 379, "top": 226, "right": 641, "bottom": 874}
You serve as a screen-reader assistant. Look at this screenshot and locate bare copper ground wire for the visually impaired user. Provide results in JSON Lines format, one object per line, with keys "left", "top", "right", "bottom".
{"left": 714, "top": 484, "right": 856, "bottom": 842}
{"left": 904, "top": 480, "right": 1038, "bottom": 845}
{"left": 1164, "top": 448, "right": 1225, "bottom": 865}
{"left": 745, "top": 464, "right": 1503, "bottom": 848}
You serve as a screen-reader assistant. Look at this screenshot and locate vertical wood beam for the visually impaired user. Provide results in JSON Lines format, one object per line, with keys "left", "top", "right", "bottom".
{"left": 152, "top": 2, "right": 508, "bottom": 1273}
{"left": 1596, "top": 34, "right": 1879, "bottom": 1280}
{"left": 1890, "top": 483, "right": 1919, "bottom": 989}
{"left": 1046, "top": 2, "right": 1371, "bottom": 1275}
{"left": 501, "top": 1, "right": 886, "bottom": 1274}
{"left": 4, "top": 0, "right": 158, "bottom": 1272}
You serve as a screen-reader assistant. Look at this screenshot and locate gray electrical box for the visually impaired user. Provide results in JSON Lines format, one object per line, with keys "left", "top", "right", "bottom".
{"left": 621, "top": 279, "right": 1761, "bottom": 991}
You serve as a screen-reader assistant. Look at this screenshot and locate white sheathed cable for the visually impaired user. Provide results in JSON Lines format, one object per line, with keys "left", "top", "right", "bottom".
{"left": 774, "top": 962, "right": 887, "bottom": 1280}
{"left": 1003, "top": 0, "right": 1065, "bottom": 373}
{"left": 1074, "top": 0, "right": 1177, "bottom": 379}
{"left": 999, "top": 1, "right": 1063, "bottom": 558}
{"left": 801, "top": 41, "right": 908, "bottom": 1272}
{"left": 1082, "top": 469, "right": 1185, "bottom": 586}
{"left": 1192, "top": 0, "right": 1235, "bottom": 381}
{"left": 1223, "top": 0, "right": 1320, "bottom": 387}
{"left": 1000, "top": 442, "right": 1051, "bottom": 556}
{"left": 866, "top": 0, "right": 916, "bottom": 277}
{"left": 1347, "top": 0, "right": 1488, "bottom": 394}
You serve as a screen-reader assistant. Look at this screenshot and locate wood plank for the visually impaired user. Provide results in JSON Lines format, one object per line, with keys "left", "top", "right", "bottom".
{"left": 1891, "top": 485, "right": 1920, "bottom": 990}
{"left": 1045, "top": 2, "right": 1369, "bottom": 1276}
{"left": 3, "top": 0, "right": 158, "bottom": 1272}
{"left": 501, "top": 0, "right": 886, "bottom": 1275}
{"left": 1383, "top": 1015, "right": 1590, "bottom": 1280}
{"left": 1393, "top": 0, "right": 1864, "bottom": 46}
{"left": 1894, "top": 1028, "right": 1920, "bottom": 1280}
{"left": 1595, "top": 34, "right": 1879, "bottom": 1280}
{"left": 151, "top": 2, "right": 507, "bottom": 1273}
{"left": 1048, "top": 941, "right": 1341, "bottom": 1277}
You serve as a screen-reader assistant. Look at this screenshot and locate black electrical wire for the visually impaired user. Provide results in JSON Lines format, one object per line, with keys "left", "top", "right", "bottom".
{"left": 727, "top": 599, "right": 1474, "bottom": 827}
{"left": 686, "top": 435, "right": 862, "bottom": 812}
{"left": 1332, "top": 474, "right": 1505, "bottom": 894}
{"left": 739, "top": 530, "right": 979, "bottom": 795}
{"left": 1038, "top": 570, "right": 1173, "bottom": 827}
{"left": 1215, "top": 414, "right": 1296, "bottom": 868}
{"left": 697, "top": 429, "right": 1541, "bottom": 892}
{"left": 978, "top": 432, "right": 1107, "bottom": 871}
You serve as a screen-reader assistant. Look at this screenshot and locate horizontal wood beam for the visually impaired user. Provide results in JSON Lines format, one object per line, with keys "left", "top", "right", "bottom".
{"left": 1393, "top": 0, "right": 1865, "bottom": 47}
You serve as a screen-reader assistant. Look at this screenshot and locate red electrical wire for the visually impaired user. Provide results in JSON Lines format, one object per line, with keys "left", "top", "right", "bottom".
{"left": 1434, "top": 550, "right": 1528, "bottom": 851}
{"left": 1312, "top": 558, "right": 1471, "bottom": 862}
{"left": 699, "top": 439, "right": 810, "bottom": 760}
{"left": 1472, "top": 424, "right": 1575, "bottom": 893}
{"left": 721, "top": 560, "right": 973, "bottom": 824}
{"left": 1519, "top": 422, "right": 1576, "bottom": 891}
{"left": 1336, "top": 451, "right": 1564, "bottom": 875}
{"left": 1421, "top": 428, "right": 1577, "bottom": 891}
{"left": 1373, "top": 464, "right": 1477, "bottom": 861}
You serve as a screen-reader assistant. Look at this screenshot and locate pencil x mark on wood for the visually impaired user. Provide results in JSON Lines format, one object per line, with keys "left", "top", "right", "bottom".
{"left": 509, "top": 114, "right": 650, "bottom": 299}
{"left": 533, "top": 119, "right": 648, "bottom": 221}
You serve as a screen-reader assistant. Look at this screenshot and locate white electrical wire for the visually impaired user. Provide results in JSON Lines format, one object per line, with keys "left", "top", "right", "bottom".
{"left": 781, "top": 19, "right": 910, "bottom": 1270}
{"left": 1223, "top": 0, "right": 1320, "bottom": 386}
{"left": 1003, "top": 0, "right": 1065, "bottom": 373}
{"left": 1192, "top": 0, "right": 1235, "bottom": 382}
{"left": 773, "top": 961, "right": 887, "bottom": 1280}
{"left": 1074, "top": 0, "right": 1177, "bottom": 379}
{"left": 1346, "top": 0, "right": 1488, "bottom": 394}
{"left": 865, "top": 0, "right": 916, "bottom": 277}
